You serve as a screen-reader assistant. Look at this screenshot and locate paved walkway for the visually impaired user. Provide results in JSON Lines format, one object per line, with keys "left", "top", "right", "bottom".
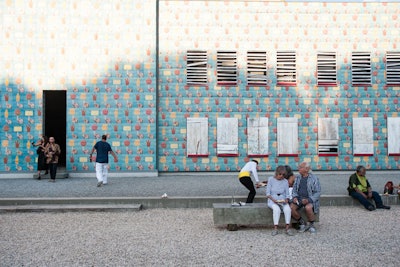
{"left": 0, "top": 171, "right": 399, "bottom": 198}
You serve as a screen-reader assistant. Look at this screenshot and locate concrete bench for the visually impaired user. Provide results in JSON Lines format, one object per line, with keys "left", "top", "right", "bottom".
{"left": 213, "top": 203, "right": 319, "bottom": 231}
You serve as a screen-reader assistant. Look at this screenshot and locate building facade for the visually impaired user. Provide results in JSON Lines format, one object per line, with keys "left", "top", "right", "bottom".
{"left": 1, "top": 0, "right": 400, "bottom": 175}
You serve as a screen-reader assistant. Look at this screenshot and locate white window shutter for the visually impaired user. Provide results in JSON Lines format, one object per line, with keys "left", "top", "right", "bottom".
{"left": 318, "top": 117, "right": 339, "bottom": 156}
{"left": 353, "top": 117, "right": 373, "bottom": 156}
{"left": 187, "top": 118, "right": 208, "bottom": 157}
{"left": 247, "top": 117, "right": 268, "bottom": 156}
{"left": 388, "top": 117, "right": 400, "bottom": 156}
{"left": 217, "top": 118, "right": 238, "bottom": 156}
{"left": 277, "top": 117, "right": 298, "bottom": 156}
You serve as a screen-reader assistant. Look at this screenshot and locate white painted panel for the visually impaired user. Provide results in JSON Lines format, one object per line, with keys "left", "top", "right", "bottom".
{"left": 187, "top": 118, "right": 208, "bottom": 156}
{"left": 318, "top": 118, "right": 339, "bottom": 140}
{"left": 318, "top": 118, "right": 339, "bottom": 155}
{"left": 217, "top": 118, "right": 238, "bottom": 155}
{"left": 247, "top": 117, "right": 268, "bottom": 155}
{"left": 353, "top": 117, "right": 373, "bottom": 155}
{"left": 277, "top": 117, "right": 298, "bottom": 156}
{"left": 388, "top": 117, "right": 400, "bottom": 155}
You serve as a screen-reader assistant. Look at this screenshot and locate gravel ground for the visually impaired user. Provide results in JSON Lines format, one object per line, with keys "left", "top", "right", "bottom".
{"left": 0, "top": 206, "right": 398, "bottom": 267}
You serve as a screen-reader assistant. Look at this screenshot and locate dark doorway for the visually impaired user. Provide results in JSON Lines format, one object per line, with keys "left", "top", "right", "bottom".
{"left": 43, "top": 90, "right": 66, "bottom": 167}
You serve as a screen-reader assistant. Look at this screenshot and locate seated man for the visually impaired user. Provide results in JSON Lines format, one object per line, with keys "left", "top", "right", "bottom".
{"left": 347, "top": 165, "right": 390, "bottom": 211}
{"left": 290, "top": 162, "right": 321, "bottom": 234}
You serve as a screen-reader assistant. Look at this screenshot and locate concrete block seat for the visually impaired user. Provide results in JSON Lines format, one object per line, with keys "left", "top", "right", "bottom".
{"left": 213, "top": 203, "right": 319, "bottom": 231}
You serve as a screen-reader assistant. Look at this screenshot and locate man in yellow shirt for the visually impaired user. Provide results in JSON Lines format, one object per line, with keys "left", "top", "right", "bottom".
{"left": 347, "top": 165, "right": 390, "bottom": 211}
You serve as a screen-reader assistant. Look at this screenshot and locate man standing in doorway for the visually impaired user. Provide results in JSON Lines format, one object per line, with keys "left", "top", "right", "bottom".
{"left": 90, "top": 135, "right": 118, "bottom": 187}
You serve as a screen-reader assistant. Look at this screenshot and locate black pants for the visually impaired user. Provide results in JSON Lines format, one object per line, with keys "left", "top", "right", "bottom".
{"left": 239, "top": 176, "right": 256, "bottom": 203}
{"left": 49, "top": 163, "right": 58, "bottom": 180}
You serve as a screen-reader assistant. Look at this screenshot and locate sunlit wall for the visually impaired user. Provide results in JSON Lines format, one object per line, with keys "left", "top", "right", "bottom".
{"left": 1, "top": 0, "right": 157, "bottom": 172}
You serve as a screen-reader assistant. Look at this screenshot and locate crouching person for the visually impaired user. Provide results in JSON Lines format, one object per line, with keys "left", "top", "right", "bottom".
{"left": 290, "top": 162, "right": 321, "bottom": 234}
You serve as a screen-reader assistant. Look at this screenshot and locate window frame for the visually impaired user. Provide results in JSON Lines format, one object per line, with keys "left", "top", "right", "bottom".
{"left": 247, "top": 50, "right": 268, "bottom": 86}
{"left": 186, "top": 50, "right": 208, "bottom": 86}
{"left": 351, "top": 51, "right": 371, "bottom": 86}
{"left": 276, "top": 51, "right": 297, "bottom": 86}
{"left": 216, "top": 50, "right": 237, "bottom": 86}
{"left": 386, "top": 51, "right": 400, "bottom": 86}
{"left": 317, "top": 51, "right": 337, "bottom": 86}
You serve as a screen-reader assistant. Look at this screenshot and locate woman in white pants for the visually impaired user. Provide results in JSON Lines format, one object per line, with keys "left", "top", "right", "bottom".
{"left": 266, "top": 166, "right": 294, "bottom": 236}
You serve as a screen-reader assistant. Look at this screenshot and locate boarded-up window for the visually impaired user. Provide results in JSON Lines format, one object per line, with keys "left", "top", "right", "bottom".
{"left": 386, "top": 51, "right": 400, "bottom": 86}
{"left": 353, "top": 117, "right": 373, "bottom": 156}
{"left": 317, "top": 51, "right": 337, "bottom": 86}
{"left": 352, "top": 52, "right": 371, "bottom": 86}
{"left": 217, "top": 118, "right": 238, "bottom": 156}
{"left": 277, "top": 117, "right": 298, "bottom": 156}
{"left": 277, "top": 51, "right": 296, "bottom": 86}
{"left": 318, "top": 118, "right": 339, "bottom": 156}
{"left": 387, "top": 117, "right": 400, "bottom": 156}
{"left": 217, "top": 51, "right": 237, "bottom": 85}
{"left": 247, "top": 118, "right": 268, "bottom": 157}
{"left": 186, "top": 50, "right": 208, "bottom": 85}
{"left": 187, "top": 118, "right": 208, "bottom": 157}
{"left": 247, "top": 51, "right": 268, "bottom": 86}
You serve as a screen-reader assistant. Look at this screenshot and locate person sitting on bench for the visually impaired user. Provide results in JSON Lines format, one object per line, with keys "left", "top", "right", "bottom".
{"left": 347, "top": 165, "right": 390, "bottom": 211}
{"left": 290, "top": 162, "right": 321, "bottom": 234}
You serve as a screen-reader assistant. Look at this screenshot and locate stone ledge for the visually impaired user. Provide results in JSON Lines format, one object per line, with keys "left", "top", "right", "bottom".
{"left": 0, "top": 203, "right": 142, "bottom": 213}
{"left": 213, "top": 203, "right": 319, "bottom": 228}
{"left": 0, "top": 195, "right": 398, "bottom": 210}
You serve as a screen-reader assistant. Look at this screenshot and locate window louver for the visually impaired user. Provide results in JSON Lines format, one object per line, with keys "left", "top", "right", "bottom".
{"left": 247, "top": 51, "right": 268, "bottom": 86}
{"left": 352, "top": 52, "right": 371, "bottom": 86}
{"left": 317, "top": 51, "right": 337, "bottom": 86}
{"left": 277, "top": 51, "right": 296, "bottom": 86}
{"left": 186, "top": 50, "right": 208, "bottom": 85}
{"left": 386, "top": 51, "right": 400, "bottom": 86}
{"left": 217, "top": 51, "right": 237, "bottom": 85}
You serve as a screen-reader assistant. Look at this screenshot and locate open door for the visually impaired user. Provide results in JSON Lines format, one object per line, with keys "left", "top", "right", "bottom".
{"left": 43, "top": 90, "right": 66, "bottom": 167}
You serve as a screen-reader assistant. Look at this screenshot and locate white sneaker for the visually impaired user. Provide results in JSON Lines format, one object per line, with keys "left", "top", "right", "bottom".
{"left": 308, "top": 225, "right": 317, "bottom": 234}
{"left": 286, "top": 229, "right": 295, "bottom": 236}
{"left": 298, "top": 224, "right": 310, "bottom": 233}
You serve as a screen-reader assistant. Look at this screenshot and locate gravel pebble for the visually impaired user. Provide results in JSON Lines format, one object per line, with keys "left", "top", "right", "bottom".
{"left": 0, "top": 206, "right": 398, "bottom": 266}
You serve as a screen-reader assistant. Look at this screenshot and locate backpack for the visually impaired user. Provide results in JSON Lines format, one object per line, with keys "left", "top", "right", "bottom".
{"left": 384, "top": 181, "right": 393, "bottom": 194}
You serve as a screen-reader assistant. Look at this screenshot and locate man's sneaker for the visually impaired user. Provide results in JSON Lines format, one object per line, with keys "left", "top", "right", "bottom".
{"left": 271, "top": 229, "right": 279, "bottom": 236}
{"left": 97, "top": 181, "right": 103, "bottom": 187}
{"left": 377, "top": 205, "right": 390, "bottom": 210}
{"left": 308, "top": 226, "right": 317, "bottom": 234}
{"left": 367, "top": 205, "right": 376, "bottom": 211}
{"left": 298, "top": 224, "right": 310, "bottom": 233}
{"left": 286, "top": 229, "right": 295, "bottom": 236}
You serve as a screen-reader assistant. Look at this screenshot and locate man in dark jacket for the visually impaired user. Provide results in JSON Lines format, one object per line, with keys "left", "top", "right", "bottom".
{"left": 347, "top": 165, "right": 390, "bottom": 211}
